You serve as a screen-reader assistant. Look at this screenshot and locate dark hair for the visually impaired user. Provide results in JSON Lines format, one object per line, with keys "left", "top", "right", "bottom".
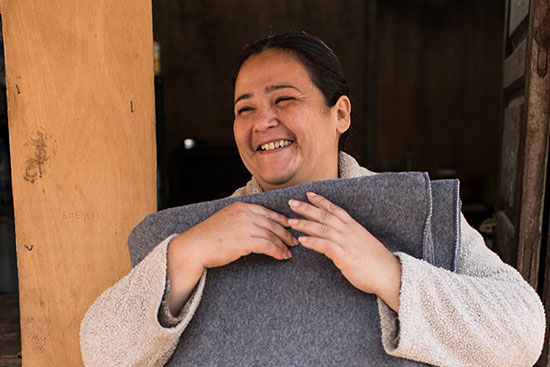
{"left": 232, "top": 31, "right": 350, "bottom": 151}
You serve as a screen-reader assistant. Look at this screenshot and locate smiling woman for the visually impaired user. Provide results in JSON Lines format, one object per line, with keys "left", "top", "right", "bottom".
{"left": 80, "top": 32, "right": 545, "bottom": 367}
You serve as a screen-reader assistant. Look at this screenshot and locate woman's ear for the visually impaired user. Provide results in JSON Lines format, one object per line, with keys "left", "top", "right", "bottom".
{"left": 335, "top": 95, "right": 351, "bottom": 134}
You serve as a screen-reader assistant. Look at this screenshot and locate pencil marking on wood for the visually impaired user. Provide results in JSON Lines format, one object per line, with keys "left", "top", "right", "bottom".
{"left": 24, "top": 244, "right": 34, "bottom": 251}
{"left": 62, "top": 211, "right": 98, "bottom": 221}
{"left": 29, "top": 319, "right": 46, "bottom": 353}
{"left": 31, "top": 329, "right": 46, "bottom": 353}
{"left": 130, "top": 100, "right": 134, "bottom": 113}
{"left": 16, "top": 84, "right": 20, "bottom": 94}
{"left": 24, "top": 129, "right": 49, "bottom": 183}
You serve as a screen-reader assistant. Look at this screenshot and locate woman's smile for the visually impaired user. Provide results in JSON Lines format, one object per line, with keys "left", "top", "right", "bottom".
{"left": 257, "top": 139, "right": 293, "bottom": 152}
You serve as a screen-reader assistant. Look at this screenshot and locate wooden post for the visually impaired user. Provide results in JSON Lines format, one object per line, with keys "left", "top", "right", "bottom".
{"left": 1, "top": 0, "right": 157, "bottom": 365}
{"left": 515, "top": 0, "right": 550, "bottom": 289}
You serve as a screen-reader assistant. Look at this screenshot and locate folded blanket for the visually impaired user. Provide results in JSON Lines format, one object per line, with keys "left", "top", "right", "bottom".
{"left": 128, "top": 172, "right": 460, "bottom": 366}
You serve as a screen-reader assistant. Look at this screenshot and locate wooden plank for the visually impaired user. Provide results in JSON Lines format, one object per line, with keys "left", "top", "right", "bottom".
{"left": 499, "top": 99, "right": 523, "bottom": 208}
{"left": 516, "top": 0, "right": 550, "bottom": 288}
{"left": 503, "top": 39, "right": 527, "bottom": 88}
{"left": 508, "top": 0, "right": 530, "bottom": 37}
{"left": 2, "top": 0, "right": 157, "bottom": 366}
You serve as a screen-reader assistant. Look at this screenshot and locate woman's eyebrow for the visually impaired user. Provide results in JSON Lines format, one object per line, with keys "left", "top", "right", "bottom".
{"left": 265, "top": 84, "right": 302, "bottom": 94}
{"left": 234, "top": 85, "right": 303, "bottom": 105}
{"left": 234, "top": 93, "right": 253, "bottom": 105}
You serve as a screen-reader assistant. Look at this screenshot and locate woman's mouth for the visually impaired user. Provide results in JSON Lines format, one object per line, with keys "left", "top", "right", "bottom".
{"left": 258, "top": 140, "right": 293, "bottom": 152}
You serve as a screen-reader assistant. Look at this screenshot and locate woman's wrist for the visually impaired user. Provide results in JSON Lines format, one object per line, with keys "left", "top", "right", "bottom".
{"left": 375, "top": 254, "right": 402, "bottom": 312}
{"left": 169, "top": 234, "right": 205, "bottom": 277}
{"left": 166, "top": 234, "right": 205, "bottom": 315}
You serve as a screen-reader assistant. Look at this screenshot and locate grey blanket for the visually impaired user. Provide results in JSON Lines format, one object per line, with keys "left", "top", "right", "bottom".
{"left": 128, "top": 172, "right": 461, "bottom": 366}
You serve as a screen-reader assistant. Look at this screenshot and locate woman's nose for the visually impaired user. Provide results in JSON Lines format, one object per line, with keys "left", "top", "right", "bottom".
{"left": 252, "top": 107, "right": 279, "bottom": 132}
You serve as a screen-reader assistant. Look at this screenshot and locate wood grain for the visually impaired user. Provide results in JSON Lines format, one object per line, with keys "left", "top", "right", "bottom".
{"left": 2, "top": 0, "right": 157, "bottom": 365}
{"left": 516, "top": 0, "right": 550, "bottom": 289}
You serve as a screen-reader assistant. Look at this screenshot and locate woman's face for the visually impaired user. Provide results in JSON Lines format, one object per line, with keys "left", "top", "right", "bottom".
{"left": 233, "top": 49, "right": 350, "bottom": 191}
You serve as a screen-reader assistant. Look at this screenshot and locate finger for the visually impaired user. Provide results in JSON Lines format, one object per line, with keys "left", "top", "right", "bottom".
{"left": 288, "top": 199, "right": 340, "bottom": 228}
{"left": 246, "top": 204, "right": 298, "bottom": 246}
{"left": 288, "top": 218, "right": 340, "bottom": 243}
{"left": 249, "top": 223, "right": 295, "bottom": 255}
{"left": 250, "top": 235, "right": 293, "bottom": 260}
{"left": 259, "top": 217, "right": 299, "bottom": 247}
{"left": 246, "top": 203, "right": 291, "bottom": 227}
{"left": 225, "top": 202, "right": 297, "bottom": 249}
{"left": 305, "top": 192, "right": 352, "bottom": 223}
{"left": 298, "top": 236, "right": 342, "bottom": 263}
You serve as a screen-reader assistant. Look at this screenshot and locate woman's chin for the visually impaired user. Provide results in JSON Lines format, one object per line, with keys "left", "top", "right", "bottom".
{"left": 256, "top": 170, "right": 299, "bottom": 191}
{"left": 250, "top": 157, "right": 301, "bottom": 190}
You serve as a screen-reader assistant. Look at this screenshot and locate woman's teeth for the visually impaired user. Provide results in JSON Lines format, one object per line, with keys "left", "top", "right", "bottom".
{"left": 260, "top": 140, "right": 292, "bottom": 151}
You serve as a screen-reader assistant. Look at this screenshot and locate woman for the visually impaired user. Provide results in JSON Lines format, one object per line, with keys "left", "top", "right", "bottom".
{"left": 81, "top": 32, "right": 545, "bottom": 366}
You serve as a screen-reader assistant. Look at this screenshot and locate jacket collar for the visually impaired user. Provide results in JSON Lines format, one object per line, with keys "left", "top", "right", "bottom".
{"left": 231, "top": 152, "right": 375, "bottom": 197}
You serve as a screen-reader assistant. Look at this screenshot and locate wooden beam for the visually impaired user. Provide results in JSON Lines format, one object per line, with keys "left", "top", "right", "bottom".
{"left": 516, "top": 0, "right": 550, "bottom": 288}
{"left": 2, "top": 0, "right": 157, "bottom": 365}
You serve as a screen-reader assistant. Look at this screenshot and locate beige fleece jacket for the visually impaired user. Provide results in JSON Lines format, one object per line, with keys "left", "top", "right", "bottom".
{"left": 80, "top": 152, "right": 546, "bottom": 367}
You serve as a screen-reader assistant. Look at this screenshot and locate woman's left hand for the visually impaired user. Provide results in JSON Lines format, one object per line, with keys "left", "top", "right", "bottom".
{"left": 288, "top": 192, "right": 402, "bottom": 312}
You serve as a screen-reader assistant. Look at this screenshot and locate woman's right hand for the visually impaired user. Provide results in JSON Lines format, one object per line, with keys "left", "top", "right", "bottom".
{"left": 166, "top": 202, "right": 298, "bottom": 315}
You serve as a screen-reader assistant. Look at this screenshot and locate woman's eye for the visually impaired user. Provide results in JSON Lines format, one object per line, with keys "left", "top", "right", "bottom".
{"left": 237, "top": 107, "right": 254, "bottom": 116}
{"left": 275, "top": 97, "right": 294, "bottom": 105}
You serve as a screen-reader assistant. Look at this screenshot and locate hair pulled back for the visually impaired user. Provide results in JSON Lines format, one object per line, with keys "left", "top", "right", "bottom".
{"left": 233, "top": 31, "right": 350, "bottom": 150}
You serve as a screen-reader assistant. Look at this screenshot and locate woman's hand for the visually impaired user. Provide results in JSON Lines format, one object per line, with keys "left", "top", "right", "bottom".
{"left": 167, "top": 202, "right": 298, "bottom": 315}
{"left": 288, "top": 192, "right": 402, "bottom": 312}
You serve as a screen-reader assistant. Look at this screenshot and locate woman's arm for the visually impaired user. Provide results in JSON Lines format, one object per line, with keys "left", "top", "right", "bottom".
{"left": 377, "top": 215, "right": 545, "bottom": 367}
{"left": 166, "top": 202, "right": 297, "bottom": 315}
{"left": 80, "top": 202, "right": 297, "bottom": 366}
{"left": 289, "top": 193, "right": 545, "bottom": 367}
{"left": 80, "top": 235, "right": 205, "bottom": 367}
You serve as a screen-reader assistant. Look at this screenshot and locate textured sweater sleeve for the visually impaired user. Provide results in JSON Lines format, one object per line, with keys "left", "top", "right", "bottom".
{"left": 80, "top": 234, "right": 206, "bottom": 367}
{"left": 377, "top": 215, "right": 546, "bottom": 367}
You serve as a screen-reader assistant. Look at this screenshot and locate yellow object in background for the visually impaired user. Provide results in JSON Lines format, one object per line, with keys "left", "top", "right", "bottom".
{"left": 154, "top": 41, "right": 161, "bottom": 75}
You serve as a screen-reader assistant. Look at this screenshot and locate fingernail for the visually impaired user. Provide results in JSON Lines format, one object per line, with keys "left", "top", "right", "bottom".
{"left": 289, "top": 199, "right": 300, "bottom": 208}
{"left": 299, "top": 236, "right": 308, "bottom": 243}
{"left": 293, "top": 237, "right": 299, "bottom": 245}
{"left": 307, "top": 192, "right": 317, "bottom": 197}
{"left": 288, "top": 219, "right": 298, "bottom": 226}
{"left": 286, "top": 251, "right": 293, "bottom": 259}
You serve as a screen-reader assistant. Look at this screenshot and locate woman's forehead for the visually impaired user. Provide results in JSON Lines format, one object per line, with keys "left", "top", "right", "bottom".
{"left": 234, "top": 50, "right": 312, "bottom": 95}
